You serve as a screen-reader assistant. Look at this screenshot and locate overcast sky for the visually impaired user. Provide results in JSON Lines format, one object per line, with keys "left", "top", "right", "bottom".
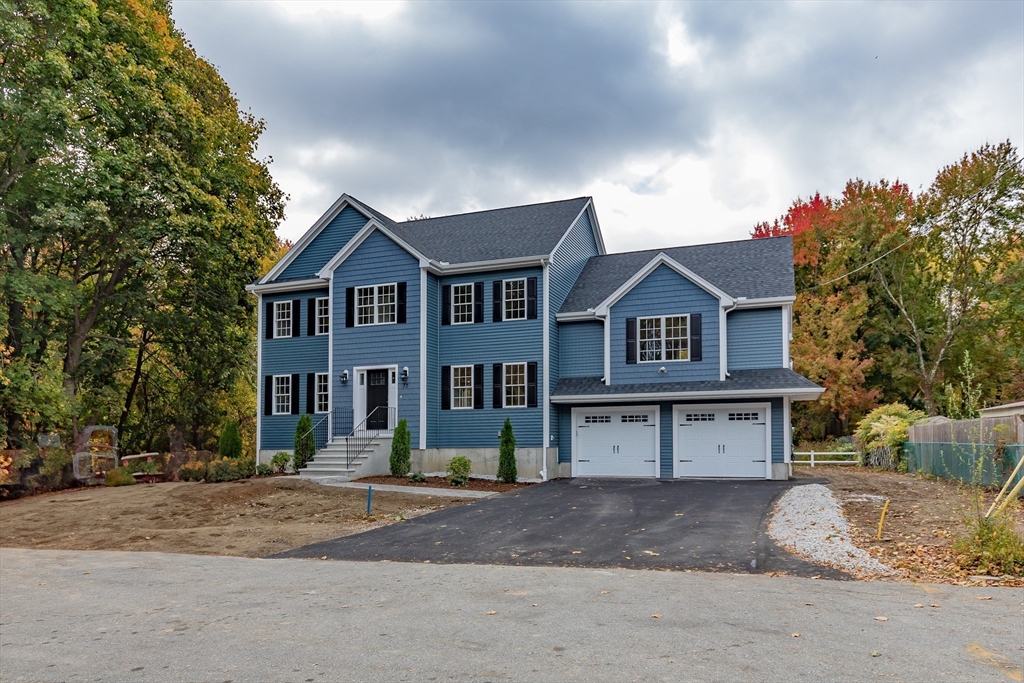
{"left": 171, "top": 1, "right": 1023, "bottom": 253}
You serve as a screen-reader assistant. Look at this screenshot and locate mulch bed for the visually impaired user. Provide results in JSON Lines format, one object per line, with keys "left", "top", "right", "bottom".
{"left": 354, "top": 475, "right": 534, "bottom": 493}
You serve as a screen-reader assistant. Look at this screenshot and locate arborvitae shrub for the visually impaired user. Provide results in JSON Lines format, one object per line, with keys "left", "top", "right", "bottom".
{"left": 218, "top": 420, "right": 242, "bottom": 460}
{"left": 389, "top": 419, "right": 411, "bottom": 477}
{"left": 293, "top": 414, "right": 315, "bottom": 472}
{"left": 497, "top": 417, "right": 517, "bottom": 484}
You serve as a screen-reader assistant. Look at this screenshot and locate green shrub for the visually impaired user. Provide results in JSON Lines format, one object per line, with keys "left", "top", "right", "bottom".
{"left": 207, "top": 457, "right": 244, "bottom": 483}
{"left": 177, "top": 461, "right": 207, "bottom": 482}
{"left": 271, "top": 452, "right": 291, "bottom": 473}
{"left": 293, "top": 414, "right": 315, "bottom": 473}
{"left": 497, "top": 417, "right": 517, "bottom": 484}
{"left": 446, "top": 456, "right": 472, "bottom": 487}
{"left": 38, "top": 447, "right": 73, "bottom": 491}
{"left": 389, "top": 418, "right": 411, "bottom": 477}
{"left": 236, "top": 457, "right": 256, "bottom": 479}
{"left": 953, "top": 513, "right": 1024, "bottom": 577}
{"left": 256, "top": 464, "right": 273, "bottom": 476}
{"left": 218, "top": 420, "right": 242, "bottom": 460}
{"left": 854, "top": 403, "right": 926, "bottom": 462}
{"left": 409, "top": 471, "right": 426, "bottom": 483}
{"left": 104, "top": 467, "right": 135, "bottom": 487}
{"left": 125, "top": 458, "right": 158, "bottom": 475}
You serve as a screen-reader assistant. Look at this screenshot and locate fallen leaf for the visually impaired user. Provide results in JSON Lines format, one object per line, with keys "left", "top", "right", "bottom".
{"left": 870, "top": 651, "right": 881, "bottom": 657}
{"left": 486, "top": 611, "right": 497, "bottom": 616}
{"left": 600, "top": 591, "right": 611, "bottom": 594}
{"left": 804, "top": 603, "right": 814, "bottom": 606}
{"left": 930, "top": 604, "right": 941, "bottom": 608}
{"left": 874, "top": 616, "right": 888, "bottom": 621}
{"left": 643, "top": 550, "right": 660, "bottom": 556}
{"left": 913, "top": 604, "right": 924, "bottom": 608}
{"left": 791, "top": 633, "right": 801, "bottom": 638}
{"left": 531, "top": 603, "right": 538, "bottom": 607}
{"left": 571, "top": 550, "right": 582, "bottom": 554}
{"left": 321, "top": 556, "right": 327, "bottom": 560}
{"left": 976, "top": 596, "right": 992, "bottom": 600}
{"left": 651, "top": 614, "right": 661, "bottom": 619}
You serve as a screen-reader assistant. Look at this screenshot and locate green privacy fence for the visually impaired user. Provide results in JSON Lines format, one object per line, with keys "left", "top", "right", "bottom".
{"left": 903, "top": 442, "right": 1023, "bottom": 491}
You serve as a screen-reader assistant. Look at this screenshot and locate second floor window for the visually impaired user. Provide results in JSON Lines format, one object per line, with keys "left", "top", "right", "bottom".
{"left": 503, "top": 279, "right": 526, "bottom": 321}
{"left": 504, "top": 363, "right": 526, "bottom": 407}
{"left": 274, "top": 301, "right": 292, "bottom": 338}
{"left": 356, "top": 283, "right": 396, "bottom": 326}
{"left": 316, "top": 297, "right": 329, "bottom": 335}
{"left": 452, "top": 365, "right": 473, "bottom": 408}
{"left": 452, "top": 284, "right": 474, "bottom": 324}
{"left": 639, "top": 314, "right": 689, "bottom": 362}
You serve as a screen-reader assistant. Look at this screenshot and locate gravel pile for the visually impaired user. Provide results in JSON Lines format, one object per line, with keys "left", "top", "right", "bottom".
{"left": 769, "top": 483, "right": 892, "bottom": 574}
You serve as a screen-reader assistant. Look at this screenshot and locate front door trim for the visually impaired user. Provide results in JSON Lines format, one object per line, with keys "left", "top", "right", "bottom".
{"left": 672, "top": 402, "right": 771, "bottom": 479}
{"left": 570, "top": 405, "right": 660, "bottom": 478}
{"left": 352, "top": 364, "right": 398, "bottom": 431}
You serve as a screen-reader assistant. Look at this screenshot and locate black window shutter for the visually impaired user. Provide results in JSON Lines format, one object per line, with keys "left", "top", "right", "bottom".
{"left": 292, "top": 300, "right": 301, "bottom": 337}
{"left": 307, "top": 299, "right": 316, "bottom": 336}
{"left": 492, "top": 364, "right": 503, "bottom": 408}
{"left": 492, "top": 281, "right": 502, "bottom": 322}
{"left": 690, "top": 313, "right": 702, "bottom": 361}
{"left": 625, "top": 318, "right": 637, "bottom": 364}
{"left": 473, "top": 282, "right": 484, "bottom": 323}
{"left": 264, "top": 375, "right": 273, "bottom": 415}
{"left": 291, "top": 374, "right": 300, "bottom": 414}
{"left": 265, "top": 302, "right": 273, "bottom": 339}
{"left": 527, "top": 362, "right": 538, "bottom": 408}
{"left": 306, "top": 373, "right": 314, "bottom": 414}
{"left": 473, "top": 364, "right": 484, "bottom": 409}
{"left": 441, "top": 366, "right": 451, "bottom": 410}
{"left": 345, "top": 287, "right": 354, "bottom": 327}
{"left": 396, "top": 282, "right": 407, "bottom": 324}
{"left": 441, "top": 285, "right": 451, "bottom": 326}
{"left": 526, "top": 277, "right": 537, "bottom": 319}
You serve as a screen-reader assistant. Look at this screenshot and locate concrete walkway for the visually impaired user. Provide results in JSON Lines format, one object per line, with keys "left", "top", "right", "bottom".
{"left": 1, "top": 548, "right": 1021, "bottom": 682}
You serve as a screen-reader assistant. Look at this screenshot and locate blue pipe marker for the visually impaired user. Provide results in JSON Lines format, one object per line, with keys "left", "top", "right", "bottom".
{"left": 366, "top": 485, "right": 372, "bottom": 515}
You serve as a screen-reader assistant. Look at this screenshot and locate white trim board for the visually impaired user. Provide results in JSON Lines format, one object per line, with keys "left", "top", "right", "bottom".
{"left": 671, "top": 402, "right": 772, "bottom": 480}
{"left": 419, "top": 267, "right": 427, "bottom": 451}
{"left": 351, "top": 364, "right": 399, "bottom": 429}
{"left": 570, "top": 405, "right": 660, "bottom": 478}
{"left": 551, "top": 387, "right": 824, "bottom": 403}
{"left": 541, "top": 262, "right": 550, "bottom": 481}
{"left": 593, "top": 252, "right": 734, "bottom": 317}
{"left": 246, "top": 277, "right": 329, "bottom": 295}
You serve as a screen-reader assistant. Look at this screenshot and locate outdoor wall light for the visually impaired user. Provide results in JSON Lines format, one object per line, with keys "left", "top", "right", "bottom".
{"left": 658, "top": 366, "right": 667, "bottom": 373}
{"left": 401, "top": 366, "right": 410, "bottom": 387}
{"left": 341, "top": 369, "right": 349, "bottom": 385}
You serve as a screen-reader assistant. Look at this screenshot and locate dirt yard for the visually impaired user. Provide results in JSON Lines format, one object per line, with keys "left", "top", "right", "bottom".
{"left": 355, "top": 474, "right": 534, "bottom": 493}
{"left": 0, "top": 478, "right": 468, "bottom": 558}
{"left": 795, "top": 466, "right": 1024, "bottom": 585}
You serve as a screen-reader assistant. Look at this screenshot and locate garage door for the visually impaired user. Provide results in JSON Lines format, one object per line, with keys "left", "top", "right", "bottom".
{"left": 574, "top": 408, "right": 658, "bottom": 477}
{"left": 675, "top": 405, "right": 768, "bottom": 478}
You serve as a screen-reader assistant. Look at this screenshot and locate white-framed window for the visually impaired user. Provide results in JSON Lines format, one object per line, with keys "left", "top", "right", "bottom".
{"left": 504, "top": 362, "right": 526, "bottom": 408}
{"left": 273, "top": 375, "right": 291, "bottom": 415}
{"left": 315, "top": 373, "right": 329, "bottom": 413}
{"left": 638, "top": 314, "right": 689, "bottom": 362}
{"left": 452, "top": 365, "right": 474, "bottom": 409}
{"left": 503, "top": 278, "right": 526, "bottom": 321}
{"left": 356, "top": 283, "right": 397, "bottom": 326}
{"left": 452, "top": 283, "right": 474, "bottom": 325}
{"left": 274, "top": 301, "right": 292, "bottom": 338}
{"left": 315, "top": 297, "right": 329, "bottom": 335}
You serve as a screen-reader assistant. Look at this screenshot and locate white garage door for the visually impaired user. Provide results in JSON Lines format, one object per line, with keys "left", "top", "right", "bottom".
{"left": 675, "top": 405, "right": 768, "bottom": 478}
{"left": 574, "top": 408, "right": 658, "bottom": 477}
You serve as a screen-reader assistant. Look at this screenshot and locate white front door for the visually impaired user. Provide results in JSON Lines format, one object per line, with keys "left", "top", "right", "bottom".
{"left": 573, "top": 407, "right": 659, "bottom": 477}
{"left": 675, "top": 404, "right": 769, "bottom": 478}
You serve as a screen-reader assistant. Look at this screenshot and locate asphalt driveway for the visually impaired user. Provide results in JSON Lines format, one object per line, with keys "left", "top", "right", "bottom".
{"left": 279, "top": 477, "right": 845, "bottom": 578}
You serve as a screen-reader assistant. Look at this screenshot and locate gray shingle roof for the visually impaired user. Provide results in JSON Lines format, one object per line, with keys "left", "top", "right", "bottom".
{"left": 361, "top": 197, "right": 592, "bottom": 265}
{"left": 551, "top": 368, "right": 822, "bottom": 399}
{"left": 558, "top": 236, "right": 794, "bottom": 313}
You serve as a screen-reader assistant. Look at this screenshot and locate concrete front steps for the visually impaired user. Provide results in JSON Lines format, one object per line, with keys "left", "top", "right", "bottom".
{"left": 298, "top": 436, "right": 393, "bottom": 481}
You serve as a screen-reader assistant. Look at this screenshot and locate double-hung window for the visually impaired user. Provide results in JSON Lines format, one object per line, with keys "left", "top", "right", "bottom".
{"left": 452, "top": 284, "right": 474, "bottom": 324}
{"left": 273, "top": 375, "right": 291, "bottom": 414}
{"left": 452, "top": 365, "right": 474, "bottom": 409}
{"left": 638, "top": 315, "right": 689, "bottom": 362}
{"left": 503, "top": 279, "right": 526, "bottom": 321}
{"left": 503, "top": 362, "right": 526, "bottom": 408}
{"left": 356, "top": 283, "right": 396, "bottom": 326}
{"left": 315, "top": 297, "right": 329, "bottom": 335}
{"left": 274, "top": 302, "right": 292, "bottom": 338}
{"left": 315, "top": 373, "right": 329, "bottom": 413}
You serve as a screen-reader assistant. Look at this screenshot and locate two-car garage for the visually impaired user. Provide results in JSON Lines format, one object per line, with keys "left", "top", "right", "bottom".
{"left": 571, "top": 403, "right": 771, "bottom": 479}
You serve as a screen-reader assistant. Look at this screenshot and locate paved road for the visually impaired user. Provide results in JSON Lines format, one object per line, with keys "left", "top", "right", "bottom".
{"left": 280, "top": 477, "right": 846, "bottom": 578}
{"left": 1, "top": 548, "right": 1021, "bottom": 682}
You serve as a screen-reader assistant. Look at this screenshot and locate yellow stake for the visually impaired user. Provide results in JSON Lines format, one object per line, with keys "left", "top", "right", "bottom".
{"left": 876, "top": 499, "right": 890, "bottom": 540}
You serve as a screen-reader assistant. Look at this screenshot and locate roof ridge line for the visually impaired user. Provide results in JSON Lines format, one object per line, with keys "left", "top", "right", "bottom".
{"left": 399, "top": 196, "right": 591, "bottom": 224}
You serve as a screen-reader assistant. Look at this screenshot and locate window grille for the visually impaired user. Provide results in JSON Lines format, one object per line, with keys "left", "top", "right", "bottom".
{"left": 504, "top": 279, "right": 526, "bottom": 321}
{"left": 273, "top": 376, "right": 291, "bottom": 414}
{"left": 452, "top": 366, "right": 473, "bottom": 409}
{"left": 584, "top": 415, "right": 611, "bottom": 424}
{"left": 685, "top": 413, "right": 715, "bottom": 421}
{"left": 504, "top": 363, "right": 526, "bottom": 407}
{"left": 315, "top": 373, "right": 329, "bottom": 413}
{"left": 316, "top": 298, "right": 330, "bottom": 335}
{"left": 452, "top": 284, "right": 474, "bottom": 324}
{"left": 274, "top": 302, "right": 291, "bottom": 338}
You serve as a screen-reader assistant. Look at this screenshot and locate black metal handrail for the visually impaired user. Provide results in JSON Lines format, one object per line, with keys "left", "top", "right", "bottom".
{"left": 345, "top": 406, "right": 397, "bottom": 467}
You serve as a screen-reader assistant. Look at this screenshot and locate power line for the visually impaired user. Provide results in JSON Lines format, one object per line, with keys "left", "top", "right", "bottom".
{"left": 798, "top": 235, "right": 917, "bottom": 293}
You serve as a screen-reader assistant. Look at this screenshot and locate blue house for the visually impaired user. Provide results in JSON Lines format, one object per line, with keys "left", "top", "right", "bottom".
{"left": 247, "top": 194, "right": 823, "bottom": 480}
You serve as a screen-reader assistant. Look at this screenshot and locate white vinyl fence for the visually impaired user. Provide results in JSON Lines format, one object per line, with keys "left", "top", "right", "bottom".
{"left": 792, "top": 451, "right": 858, "bottom": 467}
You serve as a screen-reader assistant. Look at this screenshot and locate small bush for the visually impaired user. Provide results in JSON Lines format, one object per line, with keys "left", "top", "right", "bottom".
{"left": 104, "top": 467, "right": 135, "bottom": 487}
{"left": 125, "top": 458, "right": 158, "bottom": 475}
{"left": 389, "top": 418, "right": 412, "bottom": 477}
{"left": 218, "top": 420, "right": 242, "bottom": 460}
{"left": 446, "top": 456, "right": 472, "bottom": 487}
{"left": 271, "top": 452, "right": 291, "bottom": 474}
{"left": 409, "top": 471, "right": 426, "bottom": 483}
{"left": 178, "top": 461, "right": 207, "bottom": 482}
{"left": 854, "top": 403, "right": 926, "bottom": 453}
{"left": 953, "top": 514, "right": 1024, "bottom": 577}
{"left": 207, "top": 457, "right": 244, "bottom": 483}
{"left": 293, "top": 414, "right": 315, "bottom": 472}
{"left": 497, "top": 417, "right": 517, "bottom": 484}
{"left": 257, "top": 463, "right": 273, "bottom": 476}
{"left": 237, "top": 457, "right": 255, "bottom": 478}
{"left": 38, "top": 447, "right": 73, "bottom": 491}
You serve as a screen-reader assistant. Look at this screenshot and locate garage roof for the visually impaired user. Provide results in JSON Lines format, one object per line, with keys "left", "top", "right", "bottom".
{"left": 551, "top": 368, "right": 823, "bottom": 402}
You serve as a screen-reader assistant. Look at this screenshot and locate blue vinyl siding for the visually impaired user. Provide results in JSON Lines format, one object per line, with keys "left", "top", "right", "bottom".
{"left": 558, "top": 321, "right": 603, "bottom": 377}
{"left": 259, "top": 289, "right": 330, "bottom": 450}
{"left": 727, "top": 308, "right": 784, "bottom": 370}
{"left": 609, "top": 265, "right": 720, "bottom": 384}
{"left": 426, "top": 273, "right": 440, "bottom": 449}
{"left": 558, "top": 405, "right": 572, "bottom": 463}
{"left": 278, "top": 205, "right": 369, "bottom": 281}
{"left": 437, "top": 267, "right": 544, "bottom": 448}
{"left": 331, "top": 229, "right": 421, "bottom": 447}
{"left": 547, "top": 207, "right": 599, "bottom": 453}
